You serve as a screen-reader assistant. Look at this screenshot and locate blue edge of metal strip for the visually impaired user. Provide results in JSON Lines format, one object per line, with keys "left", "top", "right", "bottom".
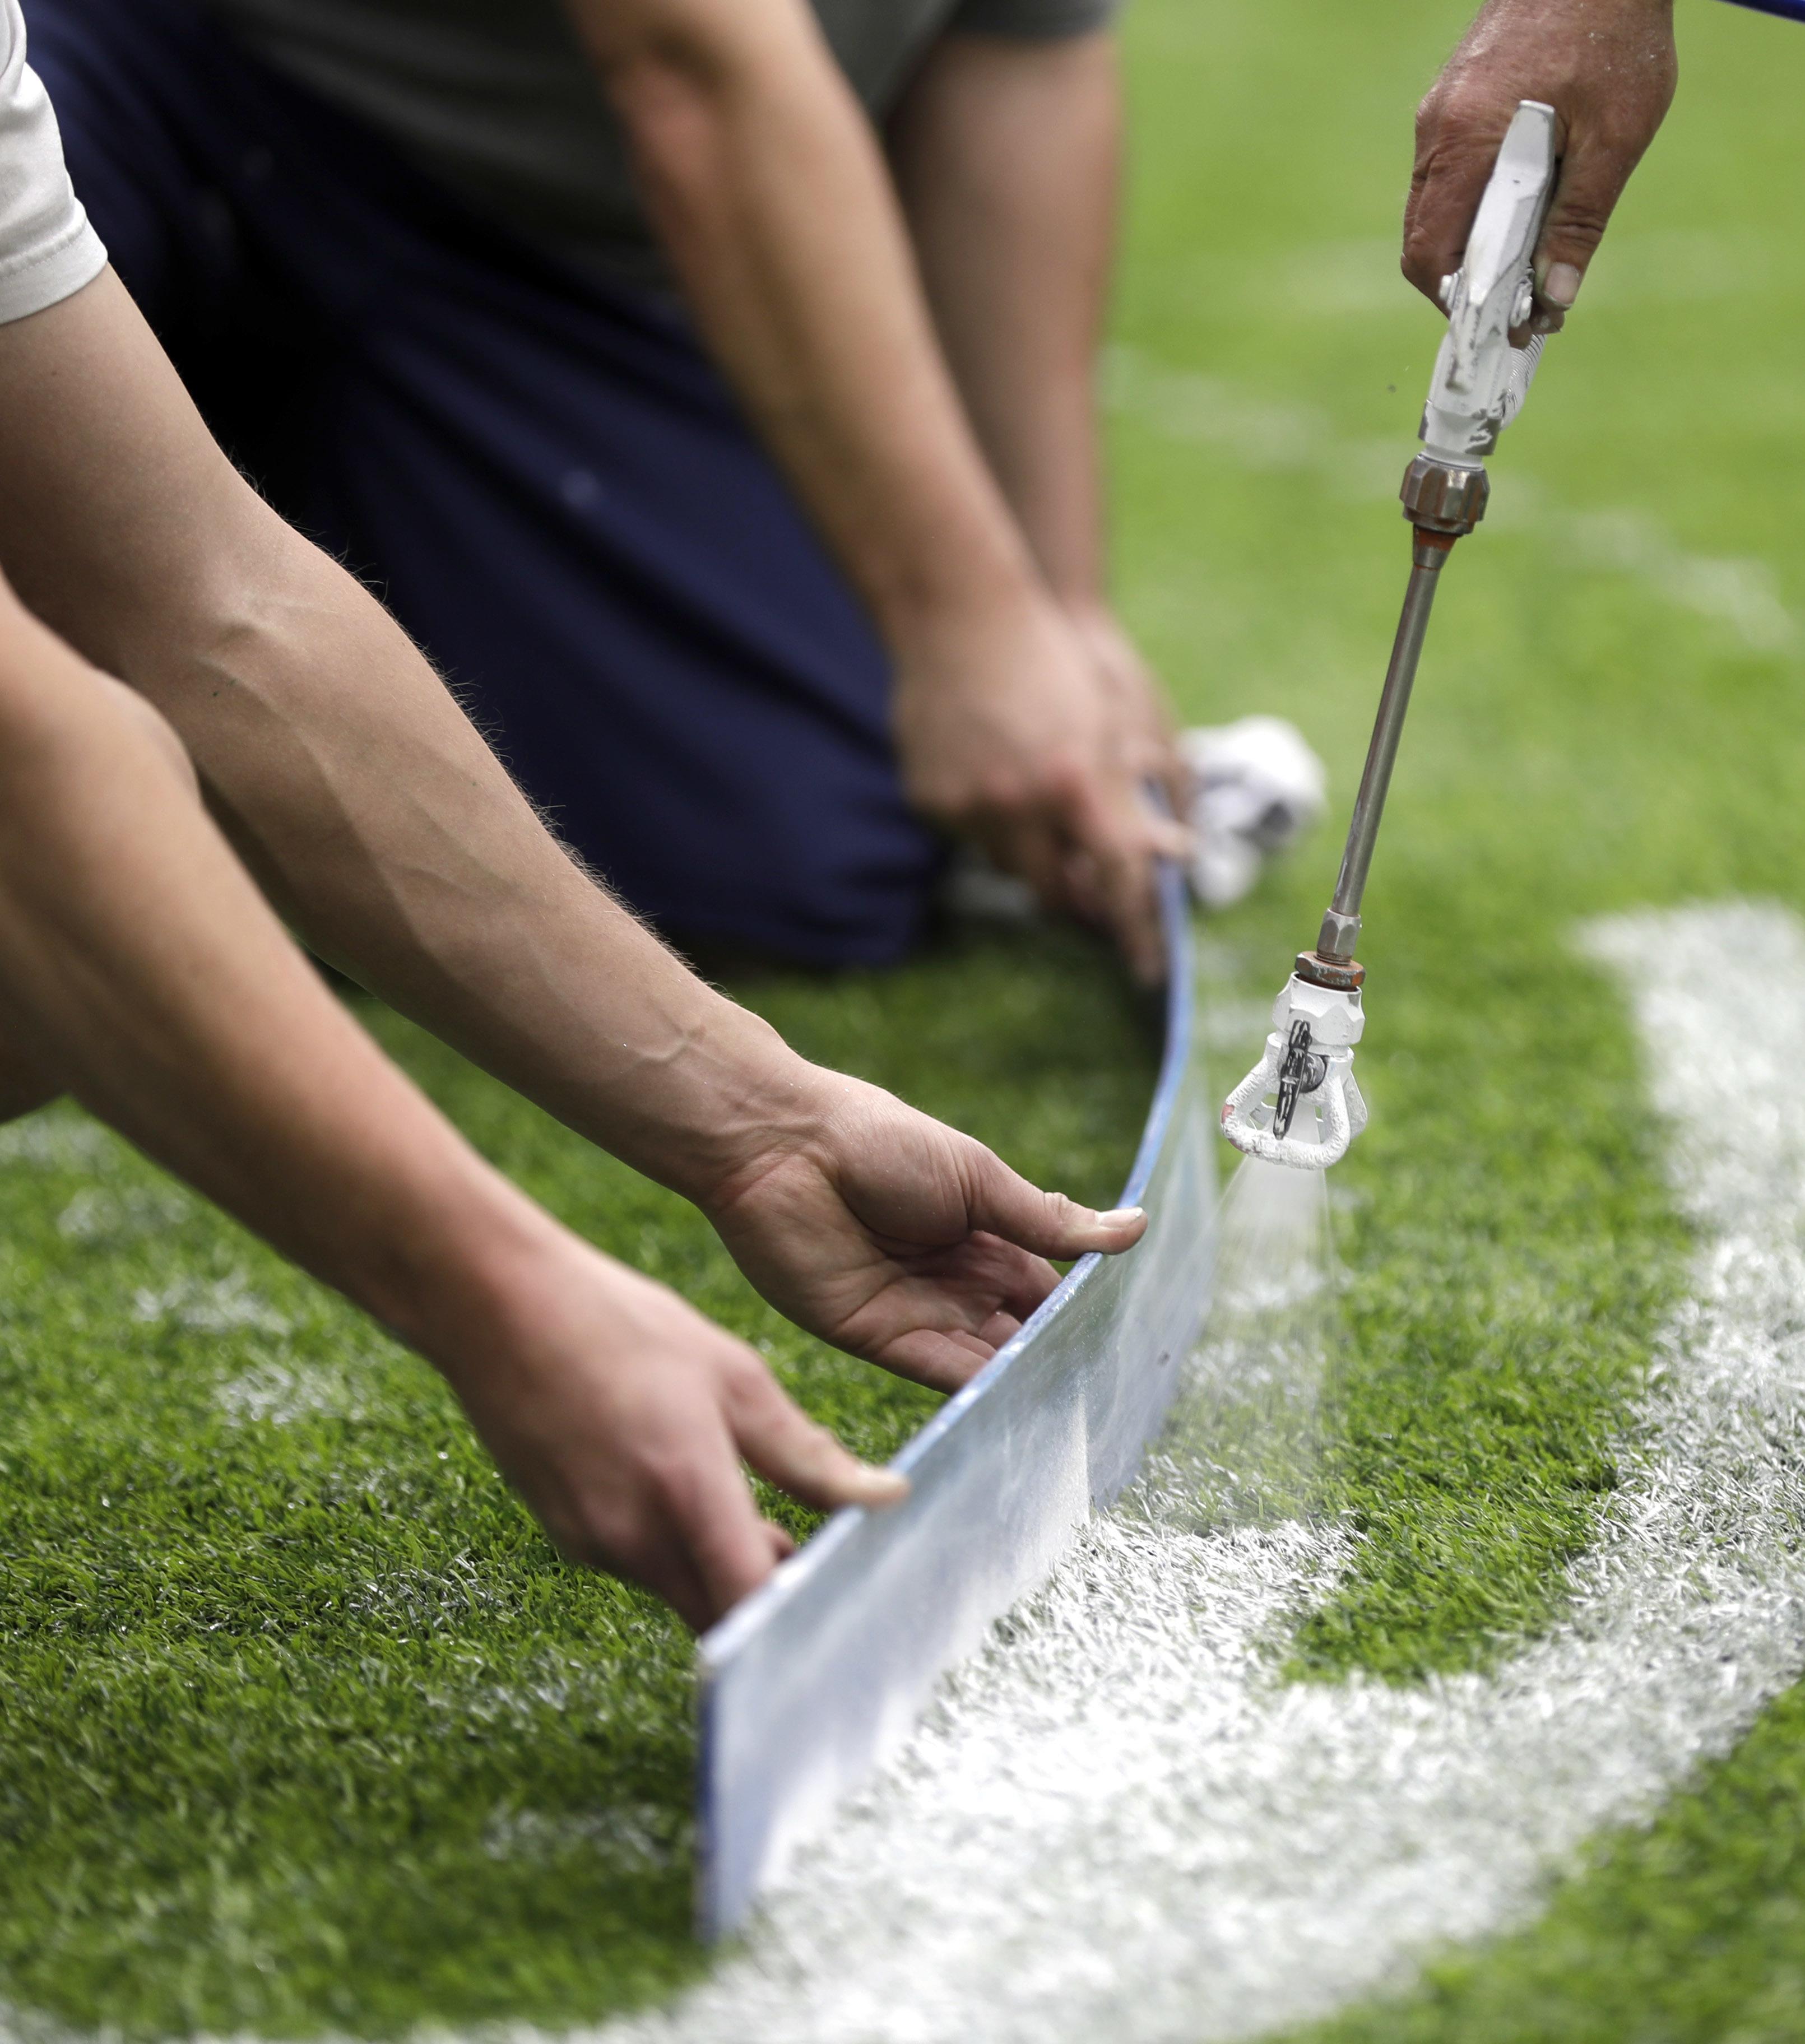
{"left": 694, "top": 860, "right": 1214, "bottom": 1938}
{"left": 1716, "top": 0, "right": 1805, "bottom": 20}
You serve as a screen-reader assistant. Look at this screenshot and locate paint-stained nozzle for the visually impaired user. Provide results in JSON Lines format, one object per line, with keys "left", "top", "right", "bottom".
{"left": 1221, "top": 972, "right": 1367, "bottom": 1170}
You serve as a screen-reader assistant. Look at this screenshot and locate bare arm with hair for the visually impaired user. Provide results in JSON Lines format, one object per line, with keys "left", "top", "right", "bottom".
{"left": 1404, "top": 0, "right": 1677, "bottom": 327}
{"left": 0, "top": 573, "right": 912, "bottom": 1627}
{"left": 0, "top": 272, "right": 1145, "bottom": 1409}
{"left": 563, "top": 0, "right": 1185, "bottom": 979}
{"left": 887, "top": 26, "right": 1182, "bottom": 815}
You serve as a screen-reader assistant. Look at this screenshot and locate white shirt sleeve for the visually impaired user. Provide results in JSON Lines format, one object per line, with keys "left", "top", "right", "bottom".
{"left": 0, "top": 0, "right": 105, "bottom": 326}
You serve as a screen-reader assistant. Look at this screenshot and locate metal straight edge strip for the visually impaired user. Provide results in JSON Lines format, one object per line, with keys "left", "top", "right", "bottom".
{"left": 693, "top": 863, "right": 1215, "bottom": 1939}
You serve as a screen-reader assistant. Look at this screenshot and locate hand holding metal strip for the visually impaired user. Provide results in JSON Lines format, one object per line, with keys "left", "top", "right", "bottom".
{"left": 695, "top": 862, "right": 1213, "bottom": 1938}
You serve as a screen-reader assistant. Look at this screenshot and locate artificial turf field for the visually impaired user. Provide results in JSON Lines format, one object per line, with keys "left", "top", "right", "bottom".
{"left": 4, "top": 0, "right": 1805, "bottom": 2033}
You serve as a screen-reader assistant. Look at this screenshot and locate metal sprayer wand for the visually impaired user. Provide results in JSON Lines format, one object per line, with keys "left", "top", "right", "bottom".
{"left": 1319, "top": 532, "right": 1450, "bottom": 961}
{"left": 1221, "top": 99, "right": 1558, "bottom": 1170}
{"left": 1319, "top": 540, "right": 1450, "bottom": 960}
{"left": 1312, "top": 465, "right": 1487, "bottom": 973}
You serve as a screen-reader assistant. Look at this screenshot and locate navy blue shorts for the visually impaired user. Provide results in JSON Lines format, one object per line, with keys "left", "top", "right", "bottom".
{"left": 30, "top": 0, "right": 939, "bottom": 966}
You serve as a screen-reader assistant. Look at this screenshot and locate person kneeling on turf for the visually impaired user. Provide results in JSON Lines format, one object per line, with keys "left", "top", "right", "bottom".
{"left": 29, "top": 0, "right": 1189, "bottom": 980}
{"left": 0, "top": 0, "right": 1146, "bottom": 1628}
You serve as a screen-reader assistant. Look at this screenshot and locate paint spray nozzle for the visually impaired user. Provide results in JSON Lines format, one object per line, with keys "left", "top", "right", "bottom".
{"left": 1221, "top": 964, "right": 1367, "bottom": 1170}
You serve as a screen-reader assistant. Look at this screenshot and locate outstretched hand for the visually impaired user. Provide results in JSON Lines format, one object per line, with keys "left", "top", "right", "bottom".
{"left": 437, "top": 1232, "right": 908, "bottom": 1632}
{"left": 702, "top": 1072, "right": 1148, "bottom": 1393}
{"left": 446, "top": 1071, "right": 1146, "bottom": 1630}
{"left": 1404, "top": 0, "right": 1677, "bottom": 329}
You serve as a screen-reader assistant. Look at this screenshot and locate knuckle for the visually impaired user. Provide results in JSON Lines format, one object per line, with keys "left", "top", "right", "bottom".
{"left": 1400, "top": 211, "right": 1438, "bottom": 264}
{"left": 1424, "top": 85, "right": 1500, "bottom": 148}
{"left": 1024, "top": 752, "right": 1079, "bottom": 807}
{"left": 719, "top": 1345, "right": 771, "bottom": 1397}
{"left": 796, "top": 1419, "right": 841, "bottom": 1469}
{"left": 635, "top": 1444, "right": 701, "bottom": 1515}
{"left": 560, "top": 1504, "right": 637, "bottom": 1573}
{"left": 1548, "top": 203, "right": 1610, "bottom": 254}
{"left": 944, "top": 766, "right": 1026, "bottom": 823}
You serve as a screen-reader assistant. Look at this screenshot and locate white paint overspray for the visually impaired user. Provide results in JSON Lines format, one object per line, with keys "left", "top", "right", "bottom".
{"left": 588, "top": 901, "right": 1805, "bottom": 2044}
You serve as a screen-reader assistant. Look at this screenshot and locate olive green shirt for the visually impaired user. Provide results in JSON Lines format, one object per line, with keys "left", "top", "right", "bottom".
{"left": 204, "top": 0, "right": 1119, "bottom": 284}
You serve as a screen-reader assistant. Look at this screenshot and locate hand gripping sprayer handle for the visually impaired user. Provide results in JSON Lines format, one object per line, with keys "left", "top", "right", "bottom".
{"left": 1222, "top": 101, "right": 1557, "bottom": 1170}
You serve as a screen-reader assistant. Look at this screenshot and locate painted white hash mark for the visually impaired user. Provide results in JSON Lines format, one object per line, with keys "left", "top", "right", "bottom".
{"left": 214, "top": 1359, "right": 363, "bottom": 1427}
{"left": 133, "top": 1272, "right": 291, "bottom": 1336}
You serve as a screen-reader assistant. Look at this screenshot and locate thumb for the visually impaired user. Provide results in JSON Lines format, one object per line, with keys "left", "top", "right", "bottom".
{"left": 964, "top": 1146, "right": 1149, "bottom": 1261}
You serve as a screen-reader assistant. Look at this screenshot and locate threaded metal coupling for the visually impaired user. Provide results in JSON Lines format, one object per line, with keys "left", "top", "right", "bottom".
{"left": 1400, "top": 453, "right": 1490, "bottom": 536}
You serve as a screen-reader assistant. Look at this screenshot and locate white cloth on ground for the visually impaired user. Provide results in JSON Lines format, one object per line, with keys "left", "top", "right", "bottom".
{"left": 1182, "top": 716, "right": 1328, "bottom": 909}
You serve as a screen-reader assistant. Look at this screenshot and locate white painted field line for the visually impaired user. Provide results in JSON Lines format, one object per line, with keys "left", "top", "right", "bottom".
{"left": 1105, "top": 348, "right": 1799, "bottom": 653}
{"left": 587, "top": 900, "right": 1805, "bottom": 2044}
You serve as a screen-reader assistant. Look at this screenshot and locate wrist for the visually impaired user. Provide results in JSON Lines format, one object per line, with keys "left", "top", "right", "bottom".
{"left": 883, "top": 568, "right": 1064, "bottom": 695}
{"left": 605, "top": 988, "right": 832, "bottom": 1209}
{"left": 338, "top": 1142, "right": 561, "bottom": 1365}
{"left": 688, "top": 1058, "right": 857, "bottom": 1226}
{"left": 864, "top": 513, "right": 1046, "bottom": 658}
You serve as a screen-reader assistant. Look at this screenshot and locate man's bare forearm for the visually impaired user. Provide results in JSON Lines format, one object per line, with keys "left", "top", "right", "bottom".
{"left": 0, "top": 276, "right": 818, "bottom": 1206}
{"left": 888, "top": 30, "right": 1121, "bottom": 610}
{"left": 566, "top": 0, "right": 1045, "bottom": 642}
{"left": 0, "top": 580, "right": 549, "bottom": 1345}
{"left": 887, "top": 30, "right": 1182, "bottom": 811}
{"left": 0, "top": 580, "right": 907, "bottom": 1623}
{"left": 562, "top": 0, "right": 1184, "bottom": 974}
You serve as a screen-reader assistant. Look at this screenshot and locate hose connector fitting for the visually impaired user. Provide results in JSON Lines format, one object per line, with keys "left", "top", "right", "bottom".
{"left": 1402, "top": 452, "right": 1490, "bottom": 537}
